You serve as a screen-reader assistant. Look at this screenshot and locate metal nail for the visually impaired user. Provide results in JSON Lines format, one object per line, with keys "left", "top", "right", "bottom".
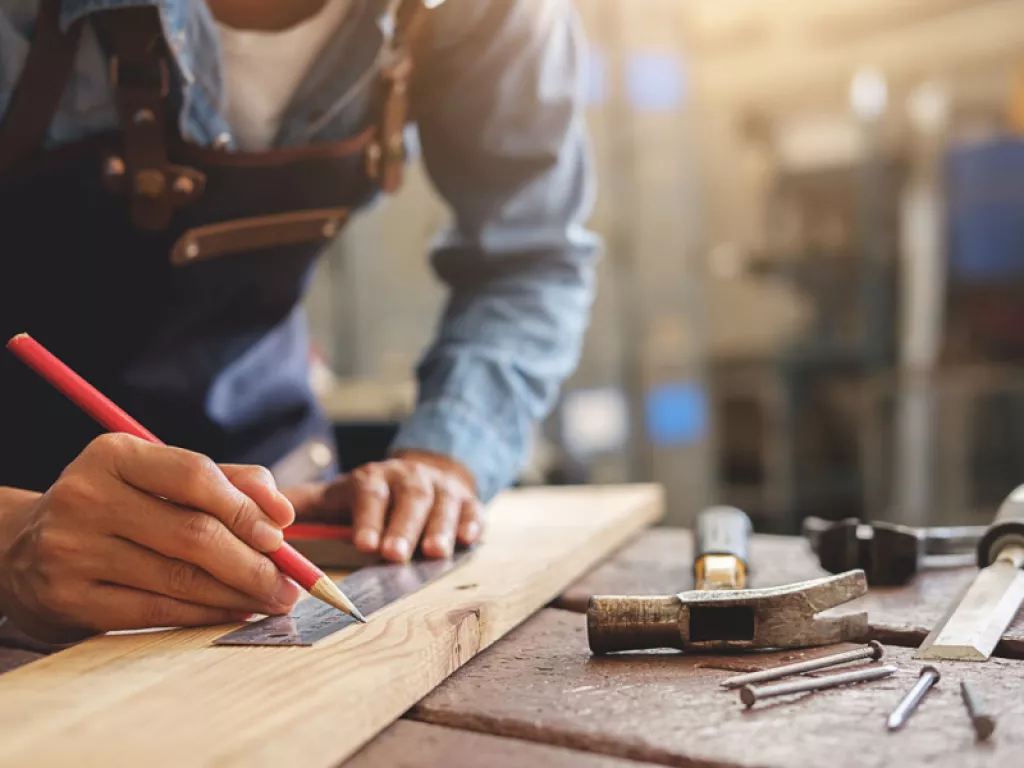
{"left": 740, "top": 664, "right": 898, "bottom": 708}
{"left": 722, "top": 641, "right": 884, "bottom": 689}
{"left": 960, "top": 680, "right": 995, "bottom": 741}
{"left": 886, "top": 665, "right": 940, "bottom": 731}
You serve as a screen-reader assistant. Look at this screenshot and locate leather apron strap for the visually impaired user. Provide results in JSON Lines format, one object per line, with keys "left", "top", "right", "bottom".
{"left": 90, "top": 8, "right": 204, "bottom": 230}
{"left": 0, "top": 0, "right": 84, "bottom": 174}
{"left": 366, "top": 0, "right": 432, "bottom": 193}
{"left": 0, "top": 0, "right": 433, "bottom": 221}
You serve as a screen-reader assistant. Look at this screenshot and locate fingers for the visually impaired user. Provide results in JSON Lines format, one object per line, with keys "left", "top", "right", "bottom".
{"left": 349, "top": 467, "right": 389, "bottom": 553}
{"left": 381, "top": 467, "right": 434, "bottom": 562}
{"left": 89, "top": 536, "right": 288, "bottom": 615}
{"left": 421, "top": 488, "right": 461, "bottom": 558}
{"left": 85, "top": 584, "right": 252, "bottom": 633}
{"left": 86, "top": 435, "right": 285, "bottom": 554}
{"left": 220, "top": 465, "right": 295, "bottom": 527}
{"left": 104, "top": 482, "right": 302, "bottom": 610}
{"left": 282, "top": 458, "right": 482, "bottom": 563}
{"left": 457, "top": 498, "right": 483, "bottom": 546}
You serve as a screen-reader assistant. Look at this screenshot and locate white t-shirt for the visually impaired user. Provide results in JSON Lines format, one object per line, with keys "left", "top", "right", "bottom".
{"left": 217, "top": 1, "right": 353, "bottom": 150}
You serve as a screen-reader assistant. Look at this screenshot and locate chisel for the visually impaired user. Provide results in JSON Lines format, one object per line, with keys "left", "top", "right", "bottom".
{"left": 694, "top": 505, "right": 753, "bottom": 590}
{"left": 916, "top": 485, "right": 1024, "bottom": 661}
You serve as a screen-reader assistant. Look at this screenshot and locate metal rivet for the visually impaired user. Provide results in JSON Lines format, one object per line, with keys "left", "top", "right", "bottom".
{"left": 104, "top": 156, "right": 125, "bottom": 177}
{"left": 183, "top": 240, "right": 200, "bottom": 260}
{"left": 309, "top": 442, "right": 332, "bottom": 469}
{"left": 321, "top": 218, "right": 339, "bottom": 239}
{"left": 134, "top": 169, "right": 165, "bottom": 197}
{"left": 133, "top": 108, "right": 156, "bottom": 124}
{"left": 172, "top": 176, "right": 195, "bottom": 196}
{"left": 213, "top": 132, "right": 232, "bottom": 149}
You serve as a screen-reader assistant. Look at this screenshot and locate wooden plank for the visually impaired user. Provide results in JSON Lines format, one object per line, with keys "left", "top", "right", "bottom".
{"left": 344, "top": 720, "right": 661, "bottom": 768}
{"left": 556, "top": 529, "right": 1024, "bottom": 657}
{"left": 0, "top": 485, "right": 662, "bottom": 768}
{"left": 412, "top": 608, "right": 1024, "bottom": 768}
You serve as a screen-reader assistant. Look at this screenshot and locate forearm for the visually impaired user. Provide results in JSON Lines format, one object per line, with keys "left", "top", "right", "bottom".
{"left": 0, "top": 488, "right": 40, "bottom": 642}
{"left": 395, "top": 0, "right": 598, "bottom": 501}
{"left": 390, "top": 250, "right": 596, "bottom": 501}
{"left": 0, "top": 487, "right": 39, "bottom": 575}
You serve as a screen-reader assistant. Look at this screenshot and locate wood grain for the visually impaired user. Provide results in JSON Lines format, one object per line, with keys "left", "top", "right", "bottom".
{"left": 556, "top": 529, "right": 1024, "bottom": 657}
{"left": 0, "top": 485, "right": 662, "bottom": 768}
{"left": 344, "top": 720, "right": 662, "bottom": 768}
{"left": 412, "top": 608, "right": 1024, "bottom": 768}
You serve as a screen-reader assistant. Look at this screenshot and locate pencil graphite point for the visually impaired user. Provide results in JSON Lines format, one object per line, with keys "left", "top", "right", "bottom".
{"left": 310, "top": 577, "right": 367, "bottom": 623}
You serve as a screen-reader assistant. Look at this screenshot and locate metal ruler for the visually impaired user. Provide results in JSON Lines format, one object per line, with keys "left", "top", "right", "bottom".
{"left": 215, "top": 550, "right": 473, "bottom": 646}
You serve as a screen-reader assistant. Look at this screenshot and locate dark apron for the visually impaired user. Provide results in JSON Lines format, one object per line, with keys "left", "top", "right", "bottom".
{"left": 0, "top": 0, "right": 426, "bottom": 491}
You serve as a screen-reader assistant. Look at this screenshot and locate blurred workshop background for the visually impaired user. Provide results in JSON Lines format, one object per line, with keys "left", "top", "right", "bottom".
{"left": 304, "top": 0, "right": 1024, "bottom": 534}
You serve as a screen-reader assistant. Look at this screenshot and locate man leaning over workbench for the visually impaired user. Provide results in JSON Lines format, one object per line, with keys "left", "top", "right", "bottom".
{"left": 0, "top": 0, "right": 596, "bottom": 644}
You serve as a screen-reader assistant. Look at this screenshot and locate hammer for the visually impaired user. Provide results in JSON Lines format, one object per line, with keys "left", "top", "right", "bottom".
{"left": 587, "top": 506, "right": 868, "bottom": 654}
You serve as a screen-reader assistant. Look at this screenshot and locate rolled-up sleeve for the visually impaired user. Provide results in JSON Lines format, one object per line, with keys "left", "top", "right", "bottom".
{"left": 388, "top": 0, "right": 599, "bottom": 502}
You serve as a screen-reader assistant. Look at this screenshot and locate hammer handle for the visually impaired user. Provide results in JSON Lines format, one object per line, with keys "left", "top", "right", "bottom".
{"left": 978, "top": 485, "right": 1024, "bottom": 568}
{"left": 694, "top": 506, "right": 753, "bottom": 589}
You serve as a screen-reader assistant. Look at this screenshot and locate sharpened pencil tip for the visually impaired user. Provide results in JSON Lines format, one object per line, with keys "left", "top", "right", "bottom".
{"left": 309, "top": 576, "right": 368, "bottom": 624}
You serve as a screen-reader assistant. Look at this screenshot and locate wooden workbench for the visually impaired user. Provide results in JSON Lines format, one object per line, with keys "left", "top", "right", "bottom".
{"left": 1, "top": 528, "right": 1021, "bottom": 767}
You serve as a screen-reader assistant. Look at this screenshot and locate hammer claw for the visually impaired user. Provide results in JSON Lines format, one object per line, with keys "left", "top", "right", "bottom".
{"left": 796, "top": 570, "right": 870, "bottom": 614}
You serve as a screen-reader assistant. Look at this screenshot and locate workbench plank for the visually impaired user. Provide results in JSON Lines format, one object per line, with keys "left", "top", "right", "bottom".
{"left": 0, "top": 485, "right": 662, "bottom": 768}
{"left": 556, "top": 529, "right": 1024, "bottom": 657}
{"left": 344, "top": 720, "right": 661, "bottom": 768}
{"left": 411, "top": 608, "right": 1024, "bottom": 768}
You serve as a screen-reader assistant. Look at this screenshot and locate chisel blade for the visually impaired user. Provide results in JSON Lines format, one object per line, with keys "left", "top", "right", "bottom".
{"left": 915, "top": 560, "right": 1024, "bottom": 661}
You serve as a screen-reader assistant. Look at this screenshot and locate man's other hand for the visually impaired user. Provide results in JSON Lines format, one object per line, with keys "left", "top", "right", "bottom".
{"left": 284, "top": 452, "right": 482, "bottom": 563}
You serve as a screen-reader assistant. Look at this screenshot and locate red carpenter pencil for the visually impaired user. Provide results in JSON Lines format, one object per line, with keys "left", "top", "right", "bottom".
{"left": 6, "top": 332, "right": 366, "bottom": 623}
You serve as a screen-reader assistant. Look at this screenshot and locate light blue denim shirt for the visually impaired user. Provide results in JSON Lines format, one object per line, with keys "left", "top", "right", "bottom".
{"left": 0, "top": 0, "right": 599, "bottom": 502}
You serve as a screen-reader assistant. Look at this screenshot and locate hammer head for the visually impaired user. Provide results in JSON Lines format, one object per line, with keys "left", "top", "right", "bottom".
{"left": 588, "top": 570, "right": 868, "bottom": 654}
{"left": 675, "top": 569, "right": 868, "bottom": 652}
